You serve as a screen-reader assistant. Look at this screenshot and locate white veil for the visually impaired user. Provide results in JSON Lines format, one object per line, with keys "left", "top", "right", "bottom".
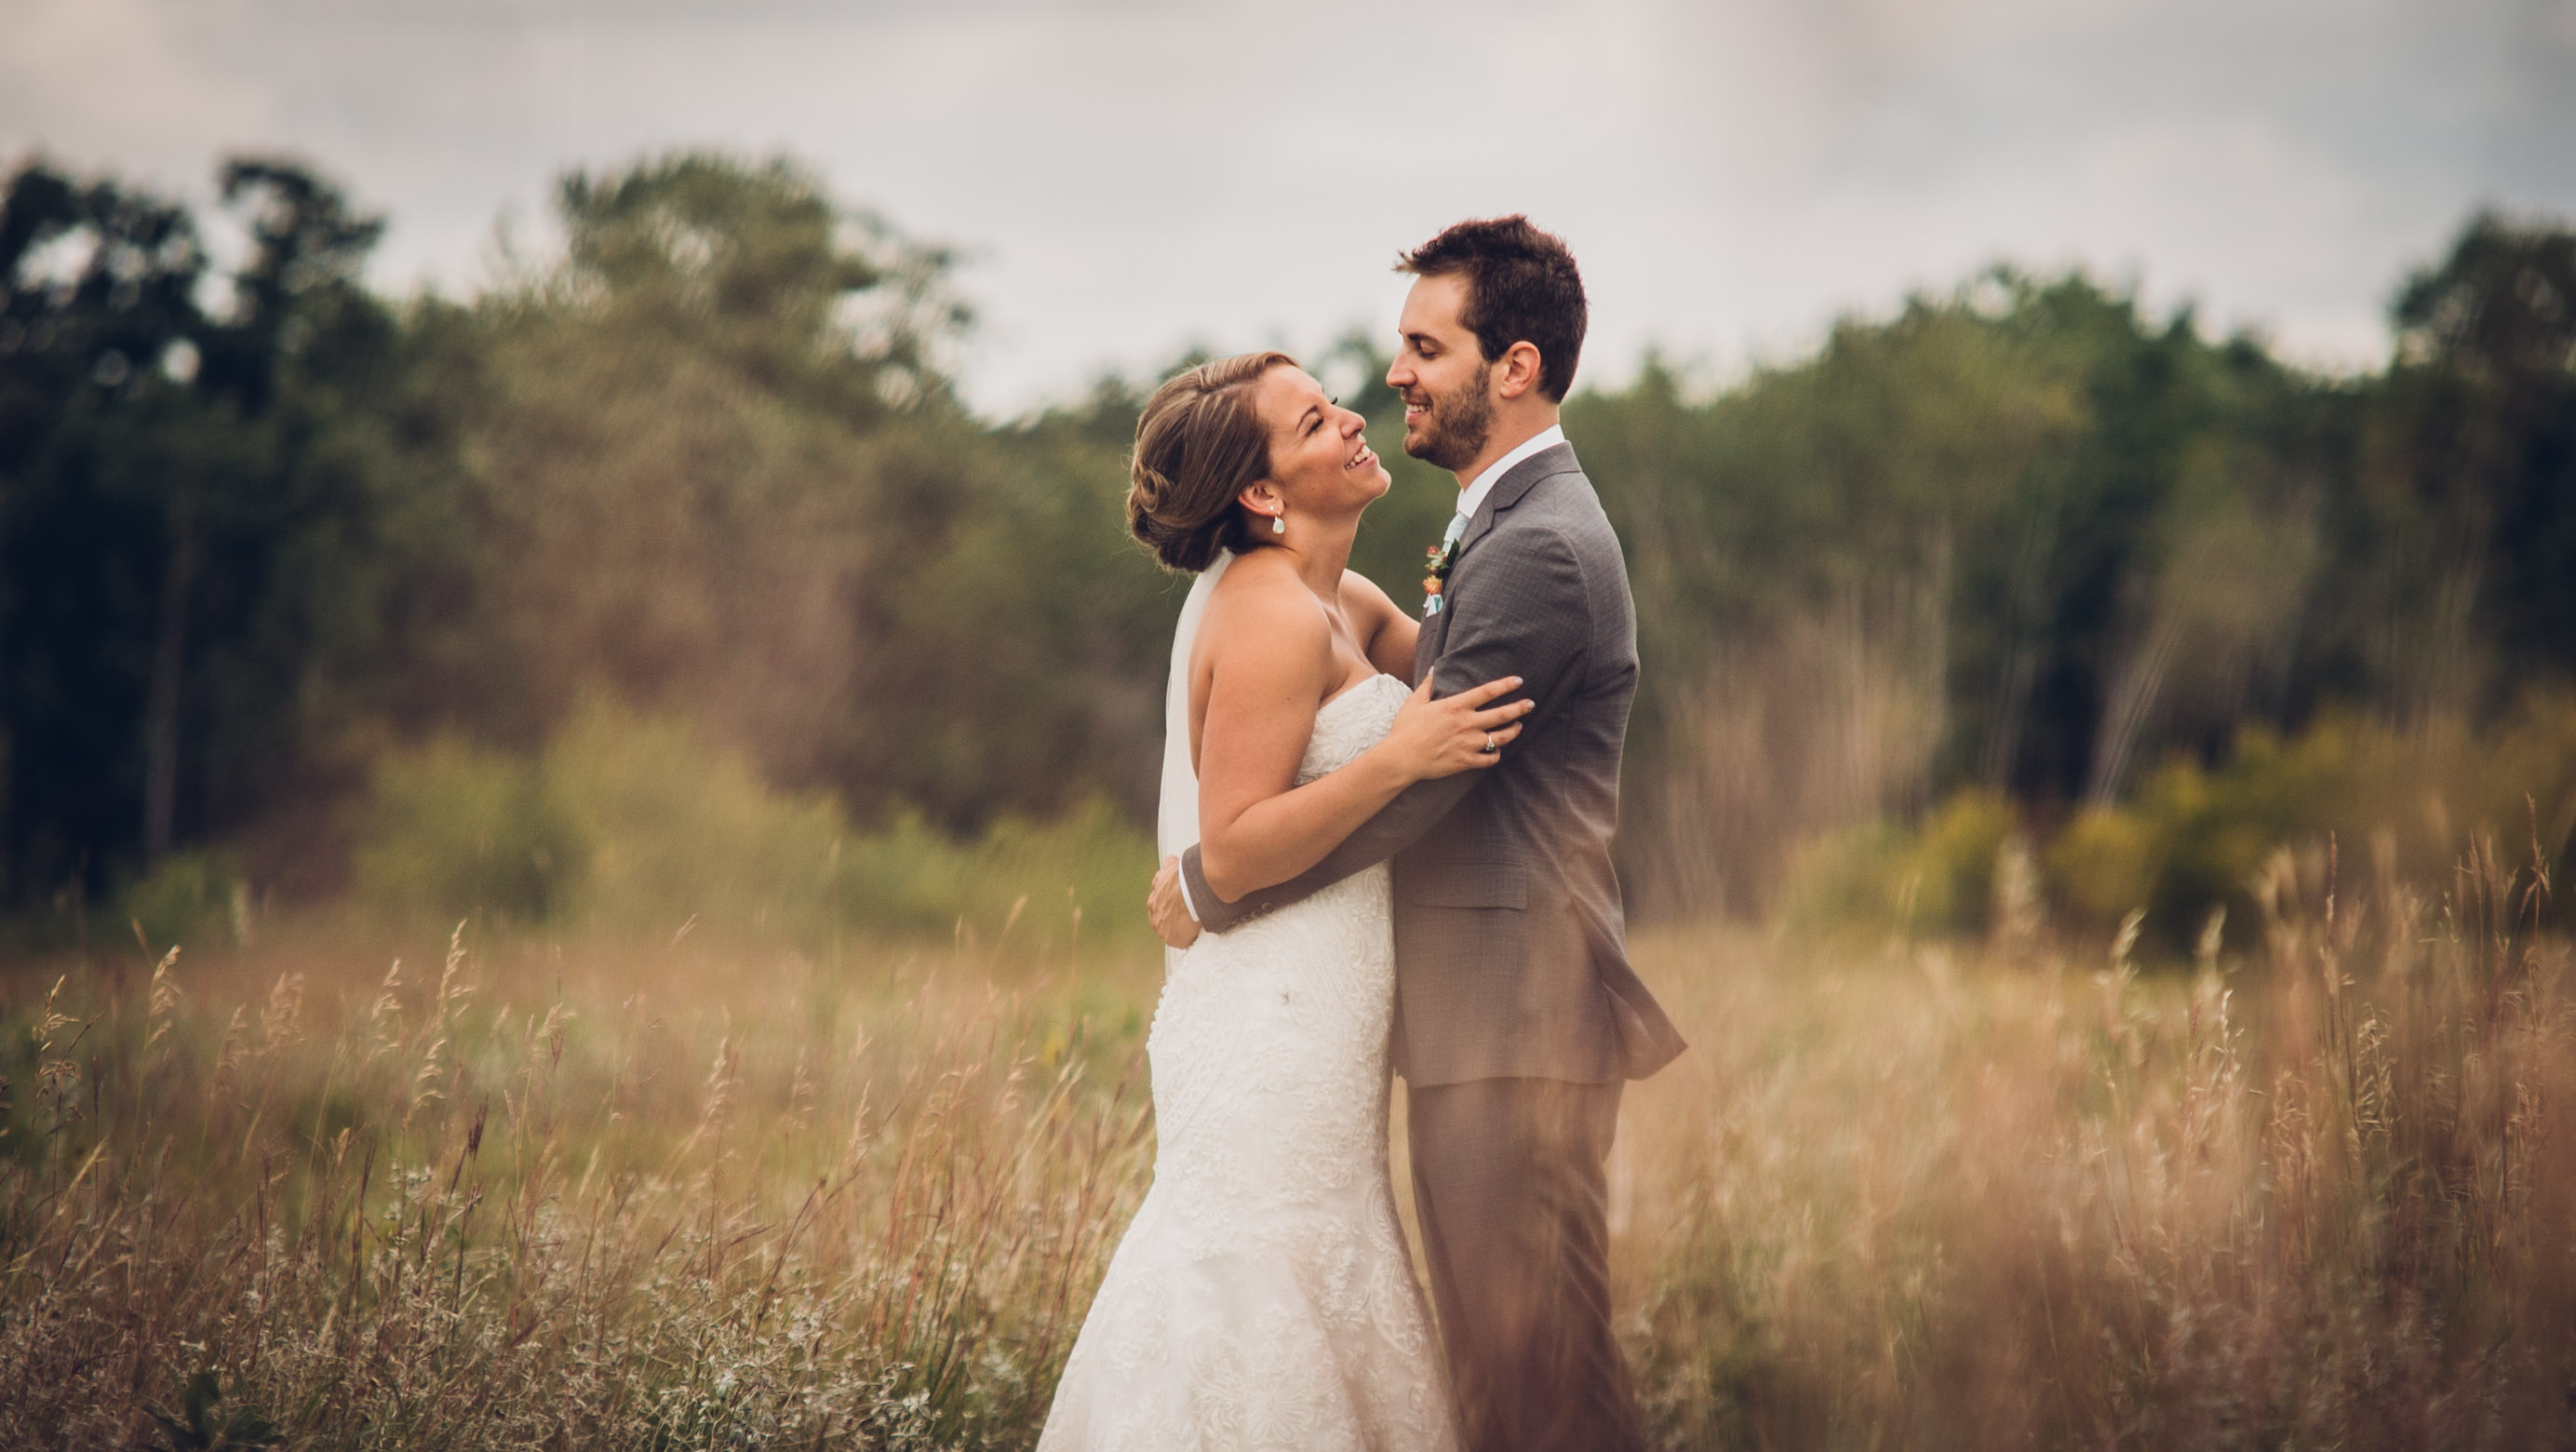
{"left": 1157, "top": 550, "right": 1230, "bottom": 971}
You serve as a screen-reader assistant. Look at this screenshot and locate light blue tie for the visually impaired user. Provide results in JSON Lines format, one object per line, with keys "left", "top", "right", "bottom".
{"left": 1426, "top": 512, "right": 1469, "bottom": 617}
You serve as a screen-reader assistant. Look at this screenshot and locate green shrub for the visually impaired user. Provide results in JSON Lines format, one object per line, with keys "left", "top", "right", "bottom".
{"left": 117, "top": 850, "right": 250, "bottom": 952}
{"left": 970, "top": 796, "right": 1161, "bottom": 951}
{"left": 1912, "top": 791, "right": 2016, "bottom": 934}
{"left": 2045, "top": 693, "right": 2576, "bottom": 951}
{"left": 541, "top": 705, "right": 847, "bottom": 941}
{"left": 1777, "top": 821, "right": 1910, "bottom": 938}
{"left": 351, "top": 701, "right": 1157, "bottom": 951}
{"left": 353, "top": 736, "right": 584, "bottom": 926}
{"left": 1786, "top": 693, "right": 2576, "bottom": 954}
{"left": 2044, "top": 808, "right": 2159, "bottom": 929}
{"left": 832, "top": 798, "right": 1154, "bottom": 950}
{"left": 1779, "top": 790, "right": 2016, "bottom": 939}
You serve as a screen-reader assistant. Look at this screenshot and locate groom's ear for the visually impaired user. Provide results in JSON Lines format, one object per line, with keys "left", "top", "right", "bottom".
{"left": 1493, "top": 341, "right": 1546, "bottom": 401}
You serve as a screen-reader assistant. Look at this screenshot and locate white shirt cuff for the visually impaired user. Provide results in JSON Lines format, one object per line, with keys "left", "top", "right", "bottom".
{"left": 1176, "top": 867, "right": 1201, "bottom": 923}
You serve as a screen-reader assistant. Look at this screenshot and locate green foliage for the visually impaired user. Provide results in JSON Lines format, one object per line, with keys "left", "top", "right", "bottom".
{"left": 0, "top": 155, "right": 462, "bottom": 905}
{"left": 1778, "top": 790, "right": 2017, "bottom": 939}
{"left": 834, "top": 797, "right": 1156, "bottom": 948}
{"left": 556, "top": 153, "right": 966, "bottom": 410}
{"left": 1580, "top": 274, "right": 2363, "bottom": 916}
{"left": 1775, "top": 822, "right": 1913, "bottom": 937}
{"left": 2044, "top": 807, "right": 2161, "bottom": 932}
{"left": 350, "top": 701, "right": 1156, "bottom": 950}
{"left": 2375, "top": 211, "right": 2576, "bottom": 683}
{"left": 429, "top": 153, "right": 1170, "bottom": 840}
{"left": 116, "top": 850, "right": 249, "bottom": 953}
{"left": 352, "top": 736, "right": 581, "bottom": 927}
{"left": 2046, "top": 693, "right": 2576, "bottom": 949}
{"left": 1801, "top": 694, "right": 2576, "bottom": 953}
{"left": 5, "top": 146, "right": 2573, "bottom": 940}
{"left": 541, "top": 704, "right": 845, "bottom": 938}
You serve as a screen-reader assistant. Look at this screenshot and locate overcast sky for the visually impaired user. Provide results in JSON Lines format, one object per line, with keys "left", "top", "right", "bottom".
{"left": 6, "top": 0, "right": 2572, "bottom": 416}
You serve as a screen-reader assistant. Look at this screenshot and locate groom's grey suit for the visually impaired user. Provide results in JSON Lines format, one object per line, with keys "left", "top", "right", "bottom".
{"left": 1179, "top": 440, "right": 1684, "bottom": 1452}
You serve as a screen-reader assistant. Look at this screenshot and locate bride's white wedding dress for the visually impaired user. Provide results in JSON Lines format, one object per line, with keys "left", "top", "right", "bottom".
{"left": 1039, "top": 558, "right": 1456, "bottom": 1451}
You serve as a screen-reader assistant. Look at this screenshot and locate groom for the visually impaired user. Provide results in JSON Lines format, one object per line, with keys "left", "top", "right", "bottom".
{"left": 1149, "top": 215, "right": 1686, "bottom": 1451}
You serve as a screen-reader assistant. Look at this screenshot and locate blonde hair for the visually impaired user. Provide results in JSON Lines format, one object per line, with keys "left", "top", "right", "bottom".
{"left": 1125, "top": 350, "right": 1296, "bottom": 572}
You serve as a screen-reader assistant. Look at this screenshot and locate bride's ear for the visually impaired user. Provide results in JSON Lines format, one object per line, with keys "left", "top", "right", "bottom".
{"left": 1237, "top": 481, "right": 1283, "bottom": 527}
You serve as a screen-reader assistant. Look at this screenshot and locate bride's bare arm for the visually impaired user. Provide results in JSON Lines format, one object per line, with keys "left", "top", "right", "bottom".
{"left": 1195, "top": 572, "right": 1527, "bottom": 904}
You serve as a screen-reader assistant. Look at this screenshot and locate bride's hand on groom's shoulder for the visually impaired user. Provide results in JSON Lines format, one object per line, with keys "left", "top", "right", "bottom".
{"left": 1148, "top": 855, "right": 1201, "bottom": 949}
{"left": 1384, "top": 671, "right": 1532, "bottom": 781}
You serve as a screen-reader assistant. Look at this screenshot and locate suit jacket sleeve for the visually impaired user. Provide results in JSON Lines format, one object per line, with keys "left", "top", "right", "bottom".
{"left": 1179, "top": 521, "right": 1591, "bottom": 933}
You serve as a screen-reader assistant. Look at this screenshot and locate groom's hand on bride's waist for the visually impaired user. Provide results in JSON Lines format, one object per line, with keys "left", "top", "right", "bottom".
{"left": 1149, "top": 855, "right": 1201, "bottom": 948}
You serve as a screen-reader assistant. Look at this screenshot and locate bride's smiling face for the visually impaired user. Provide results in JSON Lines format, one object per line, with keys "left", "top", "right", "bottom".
{"left": 1245, "top": 366, "right": 1389, "bottom": 522}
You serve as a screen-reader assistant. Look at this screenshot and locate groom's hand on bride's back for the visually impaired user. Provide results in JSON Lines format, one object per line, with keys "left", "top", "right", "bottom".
{"left": 1149, "top": 855, "right": 1201, "bottom": 948}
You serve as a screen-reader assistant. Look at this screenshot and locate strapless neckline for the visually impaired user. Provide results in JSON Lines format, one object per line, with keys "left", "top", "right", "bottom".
{"left": 1297, "top": 673, "right": 1408, "bottom": 786}
{"left": 1319, "top": 672, "right": 1401, "bottom": 717}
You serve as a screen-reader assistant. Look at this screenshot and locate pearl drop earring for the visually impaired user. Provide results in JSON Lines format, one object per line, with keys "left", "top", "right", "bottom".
{"left": 1271, "top": 511, "right": 1286, "bottom": 535}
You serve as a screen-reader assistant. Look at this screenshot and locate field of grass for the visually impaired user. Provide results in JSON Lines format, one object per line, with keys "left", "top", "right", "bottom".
{"left": 5, "top": 849, "right": 2570, "bottom": 1449}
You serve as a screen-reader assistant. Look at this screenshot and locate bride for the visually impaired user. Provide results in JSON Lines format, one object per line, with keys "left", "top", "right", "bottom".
{"left": 1038, "top": 352, "right": 1531, "bottom": 1450}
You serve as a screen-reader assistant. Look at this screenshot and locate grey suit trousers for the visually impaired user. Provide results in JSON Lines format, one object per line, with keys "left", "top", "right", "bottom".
{"left": 1409, "top": 1076, "right": 1644, "bottom": 1452}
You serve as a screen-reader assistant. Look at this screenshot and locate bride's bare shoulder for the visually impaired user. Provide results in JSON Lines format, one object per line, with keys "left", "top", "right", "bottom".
{"left": 1202, "top": 552, "right": 1328, "bottom": 664}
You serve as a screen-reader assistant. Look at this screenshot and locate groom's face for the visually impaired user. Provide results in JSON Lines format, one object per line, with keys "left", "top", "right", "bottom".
{"left": 1389, "top": 274, "right": 1497, "bottom": 475}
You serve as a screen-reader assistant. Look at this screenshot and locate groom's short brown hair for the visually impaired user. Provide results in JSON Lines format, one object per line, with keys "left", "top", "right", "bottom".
{"left": 1396, "top": 216, "right": 1588, "bottom": 402}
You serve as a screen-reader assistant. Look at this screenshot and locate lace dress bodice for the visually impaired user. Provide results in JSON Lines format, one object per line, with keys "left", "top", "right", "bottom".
{"left": 1297, "top": 672, "right": 1415, "bottom": 781}
{"left": 1040, "top": 672, "right": 1456, "bottom": 1451}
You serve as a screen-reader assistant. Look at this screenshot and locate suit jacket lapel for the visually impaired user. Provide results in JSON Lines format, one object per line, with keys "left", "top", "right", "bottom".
{"left": 1456, "top": 441, "right": 1578, "bottom": 561}
{"left": 1416, "top": 441, "right": 1575, "bottom": 685}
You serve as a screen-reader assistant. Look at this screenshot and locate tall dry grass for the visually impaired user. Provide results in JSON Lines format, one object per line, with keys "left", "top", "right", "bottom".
{"left": 6, "top": 843, "right": 2572, "bottom": 1448}
{"left": 1624, "top": 841, "right": 2576, "bottom": 1448}
{"left": 1, "top": 925, "right": 1153, "bottom": 1448}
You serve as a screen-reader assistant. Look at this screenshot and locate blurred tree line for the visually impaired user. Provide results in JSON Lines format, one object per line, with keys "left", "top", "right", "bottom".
{"left": 0, "top": 152, "right": 1174, "bottom": 935}
{"left": 2, "top": 150, "right": 2570, "bottom": 940}
{"left": 1576, "top": 230, "right": 2576, "bottom": 924}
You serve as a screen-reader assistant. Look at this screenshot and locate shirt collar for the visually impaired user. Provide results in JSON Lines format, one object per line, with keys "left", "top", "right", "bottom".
{"left": 1455, "top": 424, "right": 1566, "bottom": 521}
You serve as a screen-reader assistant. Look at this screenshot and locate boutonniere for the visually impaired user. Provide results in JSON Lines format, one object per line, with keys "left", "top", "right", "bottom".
{"left": 1422, "top": 515, "right": 1466, "bottom": 617}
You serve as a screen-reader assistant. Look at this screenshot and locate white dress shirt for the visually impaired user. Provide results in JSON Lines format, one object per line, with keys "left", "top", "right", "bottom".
{"left": 1454, "top": 423, "right": 1565, "bottom": 527}
{"left": 1175, "top": 423, "right": 1572, "bottom": 924}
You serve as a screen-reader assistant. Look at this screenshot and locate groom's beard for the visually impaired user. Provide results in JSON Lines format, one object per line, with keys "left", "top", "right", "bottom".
{"left": 1406, "top": 371, "right": 1496, "bottom": 474}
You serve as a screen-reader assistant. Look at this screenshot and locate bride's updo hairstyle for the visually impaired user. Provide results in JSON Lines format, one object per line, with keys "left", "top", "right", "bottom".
{"left": 1126, "top": 350, "right": 1297, "bottom": 572}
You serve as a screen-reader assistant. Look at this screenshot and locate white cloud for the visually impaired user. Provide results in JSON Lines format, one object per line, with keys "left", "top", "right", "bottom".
{"left": 2, "top": 0, "right": 2568, "bottom": 412}
{"left": 0, "top": 0, "right": 278, "bottom": 178}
